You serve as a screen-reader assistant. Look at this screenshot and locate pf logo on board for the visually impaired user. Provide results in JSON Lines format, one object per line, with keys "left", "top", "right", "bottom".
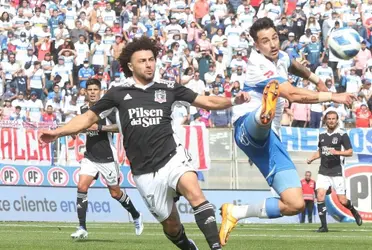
{"left": 23, "top": 167, "right": 44, "bottom": 186}
{"left": 48, "top": 167, "right": 69, "bottom": 186}
{"left": 0, "top": 166, "right": 20, "bottom": 185}
{"left": 327, "top": 164, "right": 372, "bottom": 222}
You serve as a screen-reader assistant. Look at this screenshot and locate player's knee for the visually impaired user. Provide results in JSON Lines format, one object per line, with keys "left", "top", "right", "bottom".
{"left": 110, "top": 190, "right": 122, "bottom": 200}
{"left": 162, "top": 218, "right": 181, "bottom": 236}
{"left": 77, "top": 183, "right": 89, "bottom": 193}
{"left": 338, "top": 196, "right": 348, "bottom": 206}
{"left": 285, "top": 199, "right": 305, "bottom": 214}
{"left": 294, "top": 200, "right": 306, "bottom": 213}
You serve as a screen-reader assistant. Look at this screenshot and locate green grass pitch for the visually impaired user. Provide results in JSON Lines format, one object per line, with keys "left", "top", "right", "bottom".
{"left": 0, "top": 222, "right": 371, "bottom": 249}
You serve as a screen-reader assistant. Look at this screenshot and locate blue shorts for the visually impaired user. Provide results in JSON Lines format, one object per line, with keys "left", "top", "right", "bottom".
{"left": 234, "top": 113, "right": 301, "bottom": 194}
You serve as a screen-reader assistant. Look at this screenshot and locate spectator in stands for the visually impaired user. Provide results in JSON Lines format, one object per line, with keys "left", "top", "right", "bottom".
{"left": 291, "top": 102, "right": 310, "bottom": 128}
{"left": 63, "top": 94, "right": 79, "bottom": 122}
{"left": 315, "top": 59, "right": 334, "bottom": 85}
{"left": 41, "top": 53, "right": 54, "bottom": 81}
{"left": 355, "top": 41, "right": 372, "bottom": 77}
{"left": 305, "top": 15, "right": 321, "bottom": 37}
{"left": 47, "top": 85, "right": 61, "bottom": 100}
{"left": 291, "top": 3, "right": 306, "bottom": 39}
{"left": 27, "top": 61, "right": 45, "bottom": 99}
{"left": 276, "top": 16, "right": 290, "bottom": 43}
{"left": 11, "top": 91, "right": 27, "bottom": 116}
{"left": 2, "top": 99, "right": 13, "bottom": 120}
{"left": 190, "top": 113, "right": 205, "bottom": 126}
{"left": 51, "top": 57, "right": 73, "bottom": 88}
{"left": 355, "top": 104, "right": 372, "bottom": 128}
{"left": 345, "top": 68, "right": 362, "bottom": 94}
{"left": 42, "top": 105, "right": 57, "bottom": 122}
{"left": 361, "top": 80, "right": 372, "bottom": 101}
{"left": 281, "top": 32, "right": 300, "bottom": 60}
{"left": 10, "top": 105, "right": 26, "bottom": 122}
{"left": 171, "top": 102, "right": 189, "bottom": 127}
{"left": 35, "top": 34, "right": 52, "bottom": 62}
{"left": 281, "top": 99, "right": 292, "bottom": 127}
{"left": 27, "top": 91, "right": 43, "bottom": 122}
{"left": 78, "top": 59, "right": 95, "bottom": 89}
{"left": 46, "top": 95, "right": 63, "bottom": 122}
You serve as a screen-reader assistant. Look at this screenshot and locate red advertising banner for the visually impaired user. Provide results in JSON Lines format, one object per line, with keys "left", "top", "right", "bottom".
{"left": 0, "top": 121, "right": 53, "bottom": 166}
{"left": 58, "top": 125, "right": 211, "bottom": 171}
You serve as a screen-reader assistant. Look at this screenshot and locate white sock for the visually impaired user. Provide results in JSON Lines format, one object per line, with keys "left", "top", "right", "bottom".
{"left": 254, "top": 107, "right": 264, "bottom": 125}
{"left": 231, "top": 202, "right": 268, "bottom": 220}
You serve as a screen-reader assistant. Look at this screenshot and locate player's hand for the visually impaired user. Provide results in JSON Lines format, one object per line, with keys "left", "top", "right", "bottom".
{"left": 234, "top": 92, "right": 251, "bottom": 105}
{"left": 307, "top": 158, "right": 313, "bottom": 164}
{"left": 39, "top": 130, "right": 59, "bottom": 146}
{"left": 329, "top": 149, "right": 338, "bottom": 155}
{"left": 87, "top": 124, "right": 98, "bottom": 131}
{"left": 332, "top": 92, "right": 356, "bottom": 107}
{"left": 317, "top": 80, "right": 328, "bottom": 92}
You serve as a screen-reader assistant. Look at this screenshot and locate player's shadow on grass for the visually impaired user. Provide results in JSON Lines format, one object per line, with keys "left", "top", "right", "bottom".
{"left": 75, "top": 239, "right": 115, "bottom": 243}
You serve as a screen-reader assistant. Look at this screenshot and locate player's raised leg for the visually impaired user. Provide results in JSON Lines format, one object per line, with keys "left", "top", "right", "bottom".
{"left": 219, "top": 79, "right": 304, "bottom": 246}
{"left": 177, "top": 171, "right": 221, "bottom": 250}
{"left": 337, "top": 193, "right": 362, "bottom": 226}
{"left": 108, "top": 185, "right": 144, "bottom": 235}
{"left": 71, "top": 171, "right": 95, "bottom": 239}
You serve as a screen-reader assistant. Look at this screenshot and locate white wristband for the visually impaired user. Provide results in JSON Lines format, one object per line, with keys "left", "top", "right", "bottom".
{"left": 308, "top": 72, "right": 320, "bottom": 85}
{"left": 318, "top": 92, "right": 333, "bottom": 102}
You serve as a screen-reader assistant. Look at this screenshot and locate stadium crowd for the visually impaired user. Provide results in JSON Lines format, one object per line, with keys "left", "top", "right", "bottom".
{"left": 0, "top": 0, "right": 371, "bottom": 128}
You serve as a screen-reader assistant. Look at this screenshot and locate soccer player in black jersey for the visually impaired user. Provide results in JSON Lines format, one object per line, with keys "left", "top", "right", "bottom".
{"left": 39, "top": 36, "right": 250, "bottom": 250}
{"left": 70, "top": 79, "right": 143, "bottom": 239}
{"left": 307, "top": 110, "right": 362, "bottom": 232}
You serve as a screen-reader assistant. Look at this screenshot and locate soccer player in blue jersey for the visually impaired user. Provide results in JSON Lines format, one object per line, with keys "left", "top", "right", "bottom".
{"left": 219, "top": 17, "right": 356, "bottom": 246}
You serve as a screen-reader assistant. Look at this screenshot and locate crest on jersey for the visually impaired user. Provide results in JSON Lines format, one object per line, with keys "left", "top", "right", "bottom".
{"left": 154, "top": 90, "right": 166, "bottom": 103}
{"left": 332, "top": 137, "right": 338, "bottom": 144}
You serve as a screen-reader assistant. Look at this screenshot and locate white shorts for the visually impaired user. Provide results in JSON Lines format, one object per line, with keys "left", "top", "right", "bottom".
{"left": 316, "top": 174, "right": 346, "bottom": 195}
{"left": 134, "top": 147, "right": 196, "bottom": 222}
{"left": 80, "top": 158, "right": 120, "bottom": 186}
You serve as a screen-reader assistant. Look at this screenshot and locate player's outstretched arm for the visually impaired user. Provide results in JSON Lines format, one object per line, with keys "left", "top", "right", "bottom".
{"left": 192, "top": 92, "right": 251, "bottom": 110}
{"left": 279, "top": 82, "right": 356, "bottom": 106}
{"left": 307, "top": 150, "right": 321, "bottom": 164}
{"left": 39, "top": 110, "right": 100, "bottom": 145}
{"left": 86, "top": 123, "right": 119, "bottom": 133}
{"left": 289, "top": 59, "right": 328, "bottom": 92}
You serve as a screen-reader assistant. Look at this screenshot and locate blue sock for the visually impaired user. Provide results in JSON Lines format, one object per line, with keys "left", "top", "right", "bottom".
{"left": 244, "top": 109, "right": 271, "bottom": 143}
{"left": 265, "top": 197, "right": 282, "bottom": 218}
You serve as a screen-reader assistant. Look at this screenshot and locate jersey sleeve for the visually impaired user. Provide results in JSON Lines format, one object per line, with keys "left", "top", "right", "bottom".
{"left": 341, "top": 133, "right": 352, "bottom": 150}
{"left": 106, "top": 109, "right": 117, "bottom": 124}
{"left": 173, "top": 83, "right": 198, "bottom": 103}
{"left": 90, "top": 88, "right": 119, "bottom": 119}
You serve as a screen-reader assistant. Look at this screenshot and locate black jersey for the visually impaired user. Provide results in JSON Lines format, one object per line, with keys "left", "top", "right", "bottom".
{"left": 318, "top": 128, "right": 352, "bottom": 177}
{"left": 90, "top": 80, "right": 198, "bottom": 175}
{"left": 80, "top": 104, "right": 116, "bottom": 163}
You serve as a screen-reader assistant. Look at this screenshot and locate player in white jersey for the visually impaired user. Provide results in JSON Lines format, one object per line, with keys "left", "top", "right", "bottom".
{"left": 219, "top": 17, "right": 356, "bottom": 246}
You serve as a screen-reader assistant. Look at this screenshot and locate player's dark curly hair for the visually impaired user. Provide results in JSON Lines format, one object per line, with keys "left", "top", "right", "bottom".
{"left": 119, "top": 36, "right": 160, "bottom": 78}
{"left": 86, "top": 79, "right": 101, "bottom": 89}
{"left": 249, "top": 17, "right": 278, "bottom": 42}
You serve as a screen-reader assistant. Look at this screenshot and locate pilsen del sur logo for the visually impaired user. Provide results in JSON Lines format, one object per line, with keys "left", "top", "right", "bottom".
{"left": 326, "top": 164, "right": 372, "bottom": 222}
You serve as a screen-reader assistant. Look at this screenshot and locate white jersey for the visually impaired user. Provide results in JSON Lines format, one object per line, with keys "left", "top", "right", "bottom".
{"left": 233, "top": 49, "right": 291, "bottom": 135}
